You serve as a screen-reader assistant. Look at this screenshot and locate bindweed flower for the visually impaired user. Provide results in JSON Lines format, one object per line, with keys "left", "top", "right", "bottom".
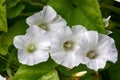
{"left": 26, "top": 5, "right": 67, "bottom": 35}
{"left": 115, "top": 0, "right": 120, "bottom": 2}
{"left": 50, "top": 25, "right": 87, "bottom": 68}
{"left": 13, "top": 25, "right": 50, "bottom": 66}
{"left": 0, "top": 75, "right": 6, "bottom": 80}
{"left": 80, "top": 31, "right": 118, "bottom": 71}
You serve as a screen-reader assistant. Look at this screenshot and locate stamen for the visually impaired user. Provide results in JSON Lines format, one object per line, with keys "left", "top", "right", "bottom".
{"left": 86, "top": 51, "right": 96, "bottom": 59}
{"left": 39, "top": 23, "right": 48, "bottom": 31}
{"left": 27, "top": 44, "right": 36, "bottom": 53}
{"left": 63, "top": 41, "right": 73, "bottom": 51}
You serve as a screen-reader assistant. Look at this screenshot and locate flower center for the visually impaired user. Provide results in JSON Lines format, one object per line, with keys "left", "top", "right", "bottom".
{"left": 63, "top": 41, "right": 73, "bottom": 51}
{"left": 86, "top": 51, "right": 96, "bottom": 59}
{"left": 39, "top": 23, "right": 48, "bottom": 31}
{"left": 27, "top": 44, "right": 36, "bottom": 53}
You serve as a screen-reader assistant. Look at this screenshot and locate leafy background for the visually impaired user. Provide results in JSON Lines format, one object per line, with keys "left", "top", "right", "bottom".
{"left": 0, "top": 0, "right": 120, "bottom": 80}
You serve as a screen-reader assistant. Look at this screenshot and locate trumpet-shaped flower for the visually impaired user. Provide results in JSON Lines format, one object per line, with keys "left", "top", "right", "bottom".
{"left": 13, "top": 25, "right": 50, "bottom": 66}
{"left": 50, "top": 25, "right": 87, "bottom": 68}
{"left": 80, "top": 31, "right": 118, "bottom": 71}
{"left": 26, "top": 5, "right": 67, "bottom": 35}
{"left": 0, "top": 75, "right": 6, "bottom": 80}
{"left": 115, "top": 0, "right": 120, "bottom": 2}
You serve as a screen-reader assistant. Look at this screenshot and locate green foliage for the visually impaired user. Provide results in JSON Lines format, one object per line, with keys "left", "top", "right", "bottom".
{"left": 0, "top": 0, "right": 120, "bottom": 80}
{"left": 108, "top": 28, "right": 120, "bottom": 80}
{"left": 48, "top": 0, "right": 105, "bottom": 33}
{"left": 108, "top": 59, "right": 120, "bottom": 80}
{"left": 81, "top": 75, "right": 94, "bottom": 80}
{"left": 39, "top": 70, "right": 59, "bottom": 80}
{"left": 0, "top": 0, "right": 7, "bottom": 32}
{"left": 12, "top": 59, "right": 58, "bottom": 80}
{"left": 57, "top": 65, "right": 94, "bottom": 77}
{"left": 7, "top": 3, "right": 25, "bottom": 18}
{"left": 0, "top": 20, "right": 28, "bottom": 55}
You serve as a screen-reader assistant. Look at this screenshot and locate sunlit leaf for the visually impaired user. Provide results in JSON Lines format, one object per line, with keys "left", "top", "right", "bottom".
{"left": 0, "top": 0, "right": 7, "bottom": 32}
{"left": 12, "top": 59, "right": 57, "bottom": 80}
{"left": 6, "top": 0, "right": 20, "bottom": 8}
{"left": 48, "top": 0, "right": 105, "bottom": 33}
{"left": 7, "top": 3, "right": 25, "bottom": 18}
{"left": 0, "top": 20, "right": 28, "bottom": 55}
{"left": 39, "top": 70, "right": 59, "bottom": 80}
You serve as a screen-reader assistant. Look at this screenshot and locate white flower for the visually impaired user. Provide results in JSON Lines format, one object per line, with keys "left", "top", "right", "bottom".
{"left": 50, "top": 25, "right": 87, "bottom": 68}
{"left": 0, "top": 75, "right": 6, "bottom": 80}
{"left": 26, "top": 5, "right": 67, "bottom": 35}
{"left": 13, "top": 25, "right": 50, "bottom": 66}
{"left": 115, "top": 0, "right": 120, "bottom": 2}
{"left": 80, "top": 31, "right": 118, "bottom": 71}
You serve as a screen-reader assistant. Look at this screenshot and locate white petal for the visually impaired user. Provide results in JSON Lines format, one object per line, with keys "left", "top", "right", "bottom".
{"left": 0, "top": 75, "right": 6, "bottom": 80}
{"left": 61, "top": 52, "right": 84, "bottom": 68}
{"left": 37, "top": 41, "right": 50, "bottom": 50}
{"left": 13, "top": 35, "right": 26, "bottom": 49}
{"left": 115, "top": 0, "right": 120, "bottom": 2}
{"left": 26, "top": 11, "right": 43, "bottom": 26}
{"left": 97, "top": 34, "right": 118, "bottom": 63}
{"left": 47, "top": 15, "right": 67, "bottom": 34}
{"left": 18, "top": 49, "right": 35, "bottom": 65}
{"left": 84, "top": 31, "right": 98, "bottom": 50}
{"left": 26, "top": 25, "right": 47, "bottom": 39}
{"left": 71, "top": 25, "right": 87, "bottom": 35}
{"left": 18, "top": 49, "right": 49, "bottom": 65}
{"left": 43, "top": 6, "right": 57, "bottom": 23}
{"left": 33, "top": 50, "right": 49, "bottom": 64}
{"left": 51, "top": 26, "right": 72, "bottom": 43}
{"left": 86, "top": 59, "right": 106, "bottom": 71}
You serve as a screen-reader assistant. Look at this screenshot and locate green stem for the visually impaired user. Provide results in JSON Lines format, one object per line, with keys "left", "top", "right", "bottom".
{"left": 6, "top": 69, "right": 13, "bottom": 79}
{"left": 94, "top": 71, "right": 102, "bottom": 80}
{"left": 21, "top": 0, "right": 45, "bottom": 7}
{"left": 0, "top": 55, "right": 8, "bottom": 61}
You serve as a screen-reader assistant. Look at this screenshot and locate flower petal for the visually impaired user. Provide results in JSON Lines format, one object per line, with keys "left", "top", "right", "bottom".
{"left": 71, "top": 25, "right": 87, "bottom": 35}
{"left": 33, "top": 50, "right": 49, "bottom": 64}
{"left": 0, "top": 75, "right": 6, "bottom": 80}
{"left": 48, "top": 15, "right": 67, "bottom": 34}
{"left": 84, "top": 31, "right": 98, "bottom": 50}
{"left": 13, "top": 35, "right": 26, "bottom": 49}
{"left": 97, "top": 34, "right": 118, "bottom": 63}
{"left": 86, "top": 59, "right": 106, "bottom": 71}
{"left": 26, "top": 25, "right": 47, "bottom": 39}
{"left": 26, "top": 11, "right": 43, "bottom": 26}
{"left": 18, "top": 49, "right": 35, "bottom": 65}
{"left": 43, "top": 6, "right": 57, "bottom": 23}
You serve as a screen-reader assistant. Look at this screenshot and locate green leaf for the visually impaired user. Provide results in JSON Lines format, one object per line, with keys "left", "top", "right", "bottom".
{"left": 108, "top": 61, "right": 120, "bottom": 80}
{"left": 0, "top": 20, "right": 28, "bottom": 55}
{"left": 0, "top": 45, "right": 8, "bottom": 55}
{"left": 0, "top": 0, "right": 8, "bottom": 32}
{"left": 108, "top": 29, "right": 120, "bottom": 80}
{"left": 7, "top": 3, "right": 25, "bottom": 18}
{"left": 12, "top": 59, "right": 57, "bottom": 80}
{"left": 2, "top": 20, "right": 28, "bottom": 46}
{"left": 81, "top": 75, "right": 94, "bottom": 80}
{"left": 48, "top": 0, "right": 105, "bottom": 33}
{"left": 6, "top": 0, "right": 20, "bottom": 8}
{"left": 57, "top": 64, "right": 94, "bottom": 77}
{"left": 39, "top": 70, "right": 59, "bottom": 80}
